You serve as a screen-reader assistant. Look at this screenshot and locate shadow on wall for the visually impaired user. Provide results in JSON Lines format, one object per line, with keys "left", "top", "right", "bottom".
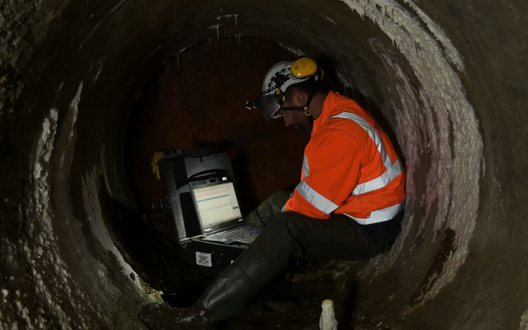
{"left": 97, "top": 174, "right": 217, "bottom": 306}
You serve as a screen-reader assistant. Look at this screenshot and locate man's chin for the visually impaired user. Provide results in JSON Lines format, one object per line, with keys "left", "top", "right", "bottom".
{"left": 295, "top": 126, "right": 311, "bottom": 136}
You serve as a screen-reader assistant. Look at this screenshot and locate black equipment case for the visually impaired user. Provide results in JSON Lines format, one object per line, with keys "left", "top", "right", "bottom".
{"left": 155, "top": 148, "right": 247, "bottom": 270}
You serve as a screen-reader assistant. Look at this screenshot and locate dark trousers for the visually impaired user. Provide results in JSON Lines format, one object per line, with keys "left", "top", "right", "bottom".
{"left": 247, "top": 204, "right": 390, "bottom": 274}
{"left": 202, "top": 192, "right": 394, "bottom": 321}
{"left": 245, "top": 191, "right": 390, "bottom": 263}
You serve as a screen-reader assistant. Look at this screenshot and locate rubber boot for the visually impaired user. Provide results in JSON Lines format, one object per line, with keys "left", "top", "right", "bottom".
{"left": 139, "top": 249, "right": 274, "bottom": 329}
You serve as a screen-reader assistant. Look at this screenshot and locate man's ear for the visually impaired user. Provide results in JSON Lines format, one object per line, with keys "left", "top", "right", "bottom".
{"left": 293, "top": 90, "right": 307, "bottom": 107}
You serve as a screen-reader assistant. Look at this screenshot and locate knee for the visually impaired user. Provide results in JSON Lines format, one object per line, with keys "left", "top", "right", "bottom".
{"left": 272, "top": 213, "right": 307, "bottom": 258}
{"left": 251, "top": 213, "right": 291, "bottom": 248}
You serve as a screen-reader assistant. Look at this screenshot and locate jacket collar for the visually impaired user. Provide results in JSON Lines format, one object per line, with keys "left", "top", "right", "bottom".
{"left": 312, "top": 91, "right": 338, "bottom": 135}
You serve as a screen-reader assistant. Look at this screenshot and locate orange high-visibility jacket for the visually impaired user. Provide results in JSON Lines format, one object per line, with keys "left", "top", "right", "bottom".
{"left": 284, "top": 91, "right": 405, "bottom": 224}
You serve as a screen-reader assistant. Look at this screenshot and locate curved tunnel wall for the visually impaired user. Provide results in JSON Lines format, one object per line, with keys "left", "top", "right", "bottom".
{"left": 1, "top": 0, "right": 527, "bottom": 329}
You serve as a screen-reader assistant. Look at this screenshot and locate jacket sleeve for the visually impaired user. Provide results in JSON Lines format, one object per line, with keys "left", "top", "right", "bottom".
{"left": 285, "top": 128, "right": 363, "bottom": 219}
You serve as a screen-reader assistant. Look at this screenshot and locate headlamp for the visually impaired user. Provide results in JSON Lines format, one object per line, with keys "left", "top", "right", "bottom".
{"left": 246, "top": 90, "right": 285, "bottom": 121}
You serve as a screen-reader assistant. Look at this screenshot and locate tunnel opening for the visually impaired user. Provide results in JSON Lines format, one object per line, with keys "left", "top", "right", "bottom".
{"left": 80, "top": 4, "right": 483, "bottom": 321}
{"left": 115, "top": 36, "right": 312, "bottom": 307}
{"left": 112, "top": 34, "right": 412, "bottom": 328}
{"left": 115, "top": 36, "right": 390, "bottom": 326}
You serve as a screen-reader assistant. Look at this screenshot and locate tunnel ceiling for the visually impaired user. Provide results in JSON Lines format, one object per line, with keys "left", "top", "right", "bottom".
{"left": 1, "top": 0, "right": 527, "bottom": 329}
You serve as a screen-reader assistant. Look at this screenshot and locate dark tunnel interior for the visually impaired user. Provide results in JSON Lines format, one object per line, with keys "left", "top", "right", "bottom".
{"left": 119, "top": 37, "right": 408, "bottom": 327}
{"left": 1, "top": 0, "right": 527, "bottom": 329}
{"left": 120, "top": 37, "right": 312, "bottom": 309}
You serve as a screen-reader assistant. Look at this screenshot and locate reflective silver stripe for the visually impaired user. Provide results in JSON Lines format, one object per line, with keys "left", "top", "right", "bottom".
{"left": 302, "top": 154, "right": 310, "bottom": 178}
{"left": 344, "top": 200, "right": 405, "bottom": 225}
{"left": 295, "top": 181, "right": 338, "bottom": 214}
{"left": 281, "top": 202, "right": 287, "bottom": 212}
{"left": 328, "top": 112, "right": 401, "bottom": 196}
{"left": 352, "top": 159, "right": 402, "bottom": 195}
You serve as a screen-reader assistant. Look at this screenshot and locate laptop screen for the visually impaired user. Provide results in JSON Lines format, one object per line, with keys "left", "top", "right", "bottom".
{"left": 191, "top": 180, "right": 242, "bottom": 233}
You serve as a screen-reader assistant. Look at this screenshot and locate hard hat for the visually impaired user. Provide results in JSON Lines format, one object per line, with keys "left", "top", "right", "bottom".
{"left": 246, "top": 57, "right": 321, "bottom": 121}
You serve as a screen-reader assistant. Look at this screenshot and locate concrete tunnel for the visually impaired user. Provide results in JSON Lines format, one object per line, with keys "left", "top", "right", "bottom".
{"left": 1, "top": 0, "right": 527, "bottom": 329}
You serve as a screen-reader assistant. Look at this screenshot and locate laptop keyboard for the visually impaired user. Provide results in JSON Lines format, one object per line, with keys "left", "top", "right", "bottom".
{"left": 210, "top": 226, "right": 261, "bottom": 242}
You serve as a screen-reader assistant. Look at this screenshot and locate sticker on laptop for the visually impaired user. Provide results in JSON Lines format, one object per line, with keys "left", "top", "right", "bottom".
{"left": 196, "top": 252, "right": 212, "bottom": 267}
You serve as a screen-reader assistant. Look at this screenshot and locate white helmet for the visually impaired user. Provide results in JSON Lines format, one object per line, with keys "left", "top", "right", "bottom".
{"left": 246, "top": 57, "right": 322, "bottom": 120}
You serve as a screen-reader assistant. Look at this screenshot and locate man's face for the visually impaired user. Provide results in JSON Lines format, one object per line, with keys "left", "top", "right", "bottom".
{"left": 278, "top": 91, "right": 312, "bottom": 135}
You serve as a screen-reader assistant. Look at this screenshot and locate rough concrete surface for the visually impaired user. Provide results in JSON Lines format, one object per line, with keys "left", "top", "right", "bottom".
{"left": 0, "top": 0, "right": 527, "bottom": 329}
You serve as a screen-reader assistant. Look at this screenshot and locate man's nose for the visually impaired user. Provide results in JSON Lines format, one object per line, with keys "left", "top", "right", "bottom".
{"left": 283, "top": 116, "right": 291, "bottom": 127}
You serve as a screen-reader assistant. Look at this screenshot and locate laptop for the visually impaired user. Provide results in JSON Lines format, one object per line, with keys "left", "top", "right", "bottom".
{"left": 189, "top": 176, "right": 261, "bottom": 245}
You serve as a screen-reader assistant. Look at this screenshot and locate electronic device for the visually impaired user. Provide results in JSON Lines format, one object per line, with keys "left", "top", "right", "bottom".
{"left": 190, "top": 177, "right": 261, "bottom": 245}
{"left": 154, "top": 147, "right": 259, "bottom": 269}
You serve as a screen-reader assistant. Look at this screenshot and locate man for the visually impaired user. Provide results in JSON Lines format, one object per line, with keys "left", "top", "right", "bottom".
{"left": 139, "top": 58, "right": 405, "bottom": 329}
